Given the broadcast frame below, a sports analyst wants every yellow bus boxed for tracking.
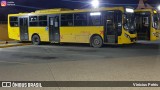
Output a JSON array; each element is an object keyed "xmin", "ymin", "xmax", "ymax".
[
  {"xmin": 8, "ymin": 7, "xmax": 137, "ymax": 48},
  {"xmin": 135, "ymin": 9, "xmax": 160, "ymax": 41},
  {"xmin": 157, "ymin": 13, "xmax": 160, "ymax": 40}
]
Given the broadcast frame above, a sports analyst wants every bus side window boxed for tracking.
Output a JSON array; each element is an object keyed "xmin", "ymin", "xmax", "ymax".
[
  {"xmin": 39, "ymin": 15, "xmax": 47, "ymax": 26},
  {"xmin": 10, "ymin": 17, "xmax": 18, "ymax": 27},
  {"xmin": 74, "ymin": 13, "xmax": 87, "ymax": 26},
  {"xmin": 89, "ymin": 12, "xmax": 102, "ymax": 26},
  {"xmin": 61, "ymin": 14, "xmax": 73, "ymax": 26},
  {"xmin": 29, "ymin": 16, "xmax": 38, "ymax": 26}
]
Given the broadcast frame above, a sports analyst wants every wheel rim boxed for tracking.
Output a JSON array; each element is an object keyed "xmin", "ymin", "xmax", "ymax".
[
  {"xmin": 32, "ymin": 36, "xmax": 39, "ymax": 44},
  {"xmin": 34, "ymin": 38, "xmax": 38, "ymax": 42},
  {"xmin": 94, "ymin": 38, "xmax": 100, "ymax": 45},
  {"xmin": 91, "ymin": 36, "xmax": 103, "ymax": 48}
]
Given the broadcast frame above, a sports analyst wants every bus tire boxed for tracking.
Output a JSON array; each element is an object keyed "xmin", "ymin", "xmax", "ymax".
[
  {"xmin": 32, "ymin": 34, "xmax": 41, "ymax": 45},
  {"xmin": 90, "ymin": 35, "xmax": 103, "ymax": 48}
]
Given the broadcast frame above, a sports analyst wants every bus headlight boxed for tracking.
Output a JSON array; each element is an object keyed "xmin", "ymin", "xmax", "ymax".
[{"xmin": 124, "ymin": 33, "xmax": 130, "ymax": 39}]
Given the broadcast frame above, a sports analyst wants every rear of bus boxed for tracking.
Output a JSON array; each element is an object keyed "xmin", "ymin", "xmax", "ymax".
[{"xmin": 8, "ymin": 14, "xmax": 21, "ymax": 41}]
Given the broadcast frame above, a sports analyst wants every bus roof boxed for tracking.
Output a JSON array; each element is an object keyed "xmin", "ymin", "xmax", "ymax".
[
  {"xmin": 8, "ymin": 7, "xmax": 125, "ymax": 16},
  {"xmin": 135, "ymin": 8, "xmax": 157, "ymax": 12}
]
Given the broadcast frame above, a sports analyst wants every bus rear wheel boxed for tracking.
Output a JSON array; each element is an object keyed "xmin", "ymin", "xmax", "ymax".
[
  {"xmin": 90, "ymin": 35, "xmax": 103, "ymax": 48},
  {"xmin": 32, "ymin": 35, "xmax": 41, "ymax": 45}
]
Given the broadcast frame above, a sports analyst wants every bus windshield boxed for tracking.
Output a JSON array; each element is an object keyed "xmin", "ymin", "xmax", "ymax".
[
  {"xmin": 153, "ymin": 13, "xmax": 160, "ymax": 30},
  {"xmin": 123, "ymin": 13, "xmax": 136, "ymax": 34}
]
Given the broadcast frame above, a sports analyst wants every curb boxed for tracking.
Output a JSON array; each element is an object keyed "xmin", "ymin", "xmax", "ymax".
[
  {"xmin": 0, "ymin": 41, "xmax": 19, "ymax": 44},
  {"xmin": 0, "ymin": 42, "xmax": 7, "ymax": 44},
  {"xmin": 0, "ymin": 43, "xmax": 31, "ymax": 48}
]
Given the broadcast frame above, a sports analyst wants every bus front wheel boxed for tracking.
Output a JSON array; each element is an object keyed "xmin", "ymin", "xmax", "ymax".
[
  {"xmin": 32, "ymin": 35, "xmax": 41, "ymax": 45},
  {"xmin": 90, "ymin": 35, "xmax": 103, "ymax": 48}
]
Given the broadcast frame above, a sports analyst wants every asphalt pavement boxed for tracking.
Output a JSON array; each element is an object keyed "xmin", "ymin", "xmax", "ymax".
[{"xmin": 0, "ymin": 41, "xmax": 160, "ymax": 90}]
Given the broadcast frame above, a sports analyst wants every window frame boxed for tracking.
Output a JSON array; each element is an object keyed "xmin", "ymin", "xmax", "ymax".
[
  {"xmin": 74, "ymin": 13, "xmax": 88, "ymax": 26},
  {"xmin": 39, "ymin": 15, "xmax": 48, "ymax": 27},
  {"xmin": 61, "ymin": 14, "xmax": 74, "ymax": 26},
  {"xmin": 88, "ymin": 12, "xmax": 102, "ymax": 26},
  {"xmin": 9, "ymin": 16, "xmax": 19, "ymax": 27},
  {"xmin": 29, "ymin": 16, "xmax": 39, "ymax": 27}
]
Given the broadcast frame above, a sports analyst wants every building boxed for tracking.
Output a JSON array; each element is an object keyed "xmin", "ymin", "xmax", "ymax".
[
  {"xmin": 0, "ymin": 22, "xmax": 10, "ymax": 41},
  {"xmin": 136, "ymin": 0, "xmax": 153, "ymax": 9}
]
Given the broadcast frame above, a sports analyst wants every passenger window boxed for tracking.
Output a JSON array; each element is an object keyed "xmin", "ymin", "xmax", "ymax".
[
  {"xmin": 89, "ymin": 12, "xmax": 102, "ymax": 26},
  {"xmin": 61, "ymin": 14, "xmax": 73, "ymax": 26},
  {"xmin": 74, "ymin": 13, "xmax": 87, "ymax": 26},
  {"xmin": 29, "ymin": 16, "xmax": 38, "ymax": 21},
  {"xmin": 29, "ymin": 16, "xmax": 38, "ymax": 26},
  {"xmin": 39, "ymin": 16, "xmax": 47, "ymax": 26},
  {"xmin": 10, "ymin": 17, "xmax": 18, "ymax": 27}
]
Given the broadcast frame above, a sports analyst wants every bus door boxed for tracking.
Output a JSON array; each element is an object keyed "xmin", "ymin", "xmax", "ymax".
[
  {"xmin": 135, "ymin": 12, "xmax": 150, "ymax": 40},
  {"xmin": 104, "ymin": 11, "xmax": 118, "ymax": 43},
  {"xmin": 49, "ymin": 16, "xmax": 60, "ymax": 43},
  {"xmin": 19, "ymin": 18, "xmax": 29, "ymax": 41}
]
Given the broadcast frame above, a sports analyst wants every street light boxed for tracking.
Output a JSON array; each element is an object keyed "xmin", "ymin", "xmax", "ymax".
[
  {"xmin": 126, "ymin": 8, "xmax": 134, "ymax": 13},
  {"xmin": 91, "ymin": 0, "xmax": 99, "ymax": 8},
  {"xmin": 158, "ymin": 5, "xmax": 160, "ymax": 11}
]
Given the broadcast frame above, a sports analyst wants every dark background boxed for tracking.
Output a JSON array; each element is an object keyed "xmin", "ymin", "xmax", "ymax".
[{"xmin": 0, "ymin": 0, "xmax": 160, "ymax": 21}]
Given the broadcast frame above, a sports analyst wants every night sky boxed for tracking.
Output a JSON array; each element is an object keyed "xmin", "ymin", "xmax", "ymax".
[{"xmin": 0, "ymin": 0, "xmax": 160, "ymax": 21}]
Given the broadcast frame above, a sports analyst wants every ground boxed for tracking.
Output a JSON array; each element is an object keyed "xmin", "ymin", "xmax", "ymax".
[{"xmin": 0, "ymin": 41, "xmax": 160, "ymax": 90}]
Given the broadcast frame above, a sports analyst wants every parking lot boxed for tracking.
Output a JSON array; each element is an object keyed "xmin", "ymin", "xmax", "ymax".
[{"xmin": 0, "ymin": 41, "xmax": 160, "ymax": 90}]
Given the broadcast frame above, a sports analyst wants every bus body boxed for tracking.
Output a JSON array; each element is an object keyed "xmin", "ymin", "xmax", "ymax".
[
  {"xmin": 135, "ymin": 9, "xmax": 160, "ymax": 41},
  {"xmin": 8, "ymin": 7, "xmax": 137, "ymax": 47}
]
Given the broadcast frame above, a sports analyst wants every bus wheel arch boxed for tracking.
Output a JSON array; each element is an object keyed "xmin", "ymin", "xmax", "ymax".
[
  {"xmin": 31, "ymin": 33, "xmax": 41, "ymax": 45},
  {"xmin": 90, "ymin": 34, "xmax": 103, "ymax": 48}
]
